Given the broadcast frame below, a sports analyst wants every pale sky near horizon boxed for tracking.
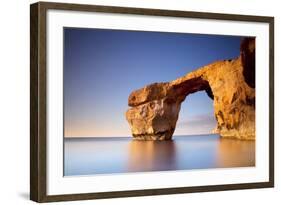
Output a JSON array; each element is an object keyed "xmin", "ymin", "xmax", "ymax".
[{"xmin": 64, "ymin": 28, "xmax": 243, "ymax": 137}]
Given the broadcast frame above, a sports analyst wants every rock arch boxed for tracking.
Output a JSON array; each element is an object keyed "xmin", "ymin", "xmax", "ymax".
[{"xmin": 125, "ymin": 38, "xmax": 255, "ymax": 140}]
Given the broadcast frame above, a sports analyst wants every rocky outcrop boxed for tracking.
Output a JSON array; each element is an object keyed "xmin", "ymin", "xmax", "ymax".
[{"xmin": 126, "ymin": 38, "xmax": 255, "ymax": 140}]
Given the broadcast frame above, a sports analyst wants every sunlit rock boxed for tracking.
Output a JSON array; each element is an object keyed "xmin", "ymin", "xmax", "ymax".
[{"xmin": 126, "ymin": 38, "xmax": 255, "ymax": 140}]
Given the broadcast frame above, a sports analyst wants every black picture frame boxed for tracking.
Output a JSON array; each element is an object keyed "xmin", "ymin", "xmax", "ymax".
[{"xmin": 30, "ymin": 1, "xmax": 274, "ymax": 202}]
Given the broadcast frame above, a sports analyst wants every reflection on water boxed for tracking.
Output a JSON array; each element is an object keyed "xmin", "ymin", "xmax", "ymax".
[
  {"xmin": 64, "ymin": 135, "xmax": 255, "ymax": 176},
  {"xmin": 128, "ymin": 140, "xmax": 177, "ymax": 172},
  {"xmin": 216, "ymin": 138, "xmax": 255, "ymax": 167}
]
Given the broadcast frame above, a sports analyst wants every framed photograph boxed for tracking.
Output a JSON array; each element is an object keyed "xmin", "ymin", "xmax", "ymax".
[{"xmin": 30, "ymin": 1, "xmax": 274, "ymax": 202}]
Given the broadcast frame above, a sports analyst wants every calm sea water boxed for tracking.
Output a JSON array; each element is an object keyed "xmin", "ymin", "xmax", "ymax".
[{"xmin": 64, "ymin": 134, "xmax": 255, "ymax": 176}]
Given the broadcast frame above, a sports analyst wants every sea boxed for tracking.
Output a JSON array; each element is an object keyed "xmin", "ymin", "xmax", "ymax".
[{"xmin": 64, "ymin": 134, "xmax": 255, "ymax": 176}]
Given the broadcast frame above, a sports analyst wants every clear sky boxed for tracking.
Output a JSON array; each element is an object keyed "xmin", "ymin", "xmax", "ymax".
[{"xmin": 64, "ymin": 28, "xmax": 243, "ymax": 137}]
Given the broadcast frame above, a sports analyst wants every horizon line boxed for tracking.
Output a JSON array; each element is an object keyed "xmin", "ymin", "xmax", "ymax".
[{"xmin": 64, "ymin": 133, "xmax": 217, "ymax": 138}]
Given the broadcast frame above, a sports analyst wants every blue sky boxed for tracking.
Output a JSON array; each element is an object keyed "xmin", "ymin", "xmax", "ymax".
[{"xmin": 64, "ymin": 28, "xmax": 243, "ymax": 137}]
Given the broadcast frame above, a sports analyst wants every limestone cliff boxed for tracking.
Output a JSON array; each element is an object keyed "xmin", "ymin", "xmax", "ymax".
[{"xmin": 126, "ymin": 38, "xmax": 255, "ymax": 140}]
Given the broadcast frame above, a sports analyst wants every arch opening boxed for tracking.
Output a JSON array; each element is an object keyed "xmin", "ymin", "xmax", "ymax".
[{"xmin": 174, "ymin": 91, "xmax": 216, "ymax": 136}]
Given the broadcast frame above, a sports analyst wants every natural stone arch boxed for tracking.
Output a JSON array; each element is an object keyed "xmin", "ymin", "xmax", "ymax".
[{"xmin": 125, "ymin": 38, "xmax": 255, "ymax": 140}]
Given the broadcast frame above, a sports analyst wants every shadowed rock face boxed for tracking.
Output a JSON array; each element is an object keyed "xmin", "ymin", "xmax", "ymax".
[
  {"xmin": 126, "ymin": 38, "xmax": 255, "ymax": 140},
  {"xmin": 241, "ymin": 38, "xmax": 255, "ymax": 88}
]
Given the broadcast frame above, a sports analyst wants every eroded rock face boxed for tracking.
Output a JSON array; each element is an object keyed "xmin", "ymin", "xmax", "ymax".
[{"xmin": 126, "ymin": 38, "xmax": 255, "ymax": 140}]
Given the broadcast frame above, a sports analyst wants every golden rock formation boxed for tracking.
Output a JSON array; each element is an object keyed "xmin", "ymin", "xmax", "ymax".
[{"xmin": 126, "ymin": 38, "xmax": 255, "ymax": 140}]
